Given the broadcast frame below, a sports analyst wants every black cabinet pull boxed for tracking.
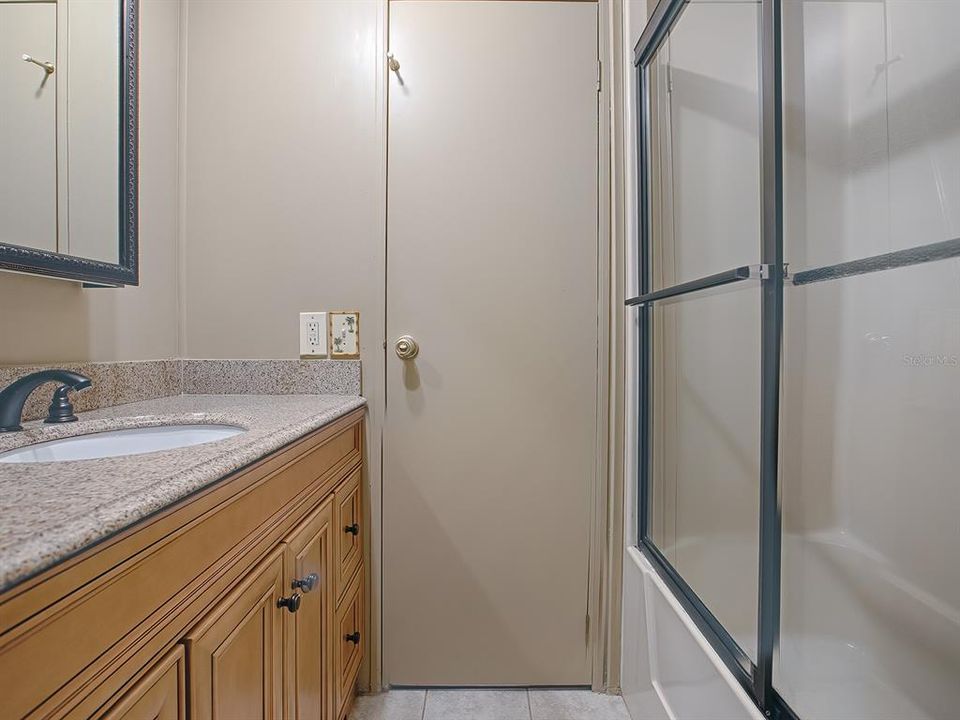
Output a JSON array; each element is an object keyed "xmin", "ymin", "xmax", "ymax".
[
  {"xmin": 344, "ymin": 523, "xmax": 359, "ymax": 536},
  {"xmin": 292, "ymin": 573, "xmax": 319, "ymax": 593},
  {"xmin": 344, "ymin": 631, "xmax": 361, "ymax": 644},
  {"xmin": 277, "ymin": 593, "xmax": 302, "ymax": 613}
]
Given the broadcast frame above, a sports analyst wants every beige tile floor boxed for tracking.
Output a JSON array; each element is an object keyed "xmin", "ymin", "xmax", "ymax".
[{"xmin": 349, "ymin": 688, "xmax": 632, "ymax": 720}]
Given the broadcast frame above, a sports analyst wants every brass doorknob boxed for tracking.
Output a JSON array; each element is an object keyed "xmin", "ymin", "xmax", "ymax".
[{"xmin": 395, "ymin": 335, "xmax": 419, "ymax": 360}]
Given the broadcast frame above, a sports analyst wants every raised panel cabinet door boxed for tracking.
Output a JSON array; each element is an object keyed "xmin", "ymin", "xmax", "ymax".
[
  {"xmin": 100, "ymin": 646, "xmax": 186, "ymax": 720},
  {"xmin": 334, "ymin": 469, "xmax": 362, "ymax": 604},
  {"xmin": 184, "ymin": 550, "xmax": 285, "ymax": 720},
  {"xmin": 283, "ymin": 495, "xmax": 335, "ymax": 720},
  {"xmin": 334, "ymin": 566, "xmax": 364, "ymax": 720}
]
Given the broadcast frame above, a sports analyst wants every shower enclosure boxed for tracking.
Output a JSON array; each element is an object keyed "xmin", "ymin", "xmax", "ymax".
[{"xmin": 628, "ymin": 1, "xmax": 960, "ymax": 718}]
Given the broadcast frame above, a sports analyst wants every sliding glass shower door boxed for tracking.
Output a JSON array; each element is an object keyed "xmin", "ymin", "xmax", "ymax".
[
  {"xmin": 632, "ymin": 0, "xmax": 959, "ymax": 718},
  {"xmin": 637, "ymin": 0, "xmax": 766, "ymax": 668}
]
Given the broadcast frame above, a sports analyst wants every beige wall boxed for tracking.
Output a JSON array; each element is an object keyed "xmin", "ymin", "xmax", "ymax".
[
  {"xmin": 0, "ymin": 2, "xmax": 58, "ymax": 254},
  {"xmin": 0, "ymin": 0, "xmax": 382, "ymax": 371},
  {"xmin": 0, "ymin": 0, "xmax": 181, "ymax": 365},
  {"xmin": 0, "ymin": 0, "xmax": 388, "ymax": 687},
  {"xmin": 178, "ymin": 0, "xmax": 386, "ymax": 688},
  {"xmin": 64, "ymin": 0, "xmax": 121, "ymax": 263},
  {"xmin": 179, "ymin": 0, "xmax": 383, "ymax": 365}
]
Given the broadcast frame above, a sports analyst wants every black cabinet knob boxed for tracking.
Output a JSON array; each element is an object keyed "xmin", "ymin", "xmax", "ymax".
[
  {"xmin": 277, "ymin": 593, "xmax": 302, "ymax": 613},
  {"xmin": 292, "ymin": 573, "xmax": 319, "ymax": 593},
  {"xmin": 344, "ymin": 631, "xmax": 361, "ymax": 644},
  {"xmin": 344, "ymin": 523, "xmax": 359, "ymax": 536}
]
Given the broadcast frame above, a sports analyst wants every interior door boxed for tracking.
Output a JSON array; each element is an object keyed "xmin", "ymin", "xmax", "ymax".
[{"xmin": 384, "ymin": 0, "xmax": 599, "ymax": 685}]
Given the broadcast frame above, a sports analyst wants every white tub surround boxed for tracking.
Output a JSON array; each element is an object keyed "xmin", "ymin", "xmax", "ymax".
[{"xmin": 621, "ymin": 548, "xmax": 764, "ymax": 720}]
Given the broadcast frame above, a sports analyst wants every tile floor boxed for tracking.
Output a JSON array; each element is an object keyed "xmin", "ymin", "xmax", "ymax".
[{"xmin": 348, "ymin": 688, "xmax": 631, "ymax": 720}]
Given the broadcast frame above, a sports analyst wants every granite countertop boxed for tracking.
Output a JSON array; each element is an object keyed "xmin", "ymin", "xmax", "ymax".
[{"xmin": 0, "ymin": 394, "xmax": 365, "ymax": 592}]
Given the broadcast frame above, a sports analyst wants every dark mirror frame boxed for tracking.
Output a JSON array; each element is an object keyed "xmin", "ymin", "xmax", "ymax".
[{"xmin": 0, "ymin": 0, "xmax": 138, "ymax": 287}]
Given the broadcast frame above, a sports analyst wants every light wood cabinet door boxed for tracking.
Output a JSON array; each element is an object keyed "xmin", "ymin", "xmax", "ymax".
[
  {"xmin": 100, "ymin": 646, "xmax": 186, "ymax": 720},
  {"xmin": 283, "ymin": 496, "xmax": 335, "ymax": 720},
  {"xmin": 334, "ymin": 469, "xmax": 362, "ymax": 605},
  {"xmin": 184, "ymin": 550, "xmax": 285, "ymax": 720},
  {"xmin": 334, "ymin": 566, "xmax": 364, "ymax": 720}
]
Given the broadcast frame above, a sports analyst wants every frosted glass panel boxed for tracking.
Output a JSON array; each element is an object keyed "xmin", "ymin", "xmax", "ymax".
[
  {"xmin": 778, "ymin": 2, "xmax": 960, "ymax": 717},
  {"xmin": 782, "ymin": 0, "xmax": 960, "ymax": 272},
  {"xmin": 648, "ymin": 284, "xmax": 761, "ymax": 660},
  {"xmin": 777, "ymin": 262, "xmax": 960, "ymax": 720},
  {"xmin": 647, "ymin": 2, "xmax": 761, "ymax": 292}
]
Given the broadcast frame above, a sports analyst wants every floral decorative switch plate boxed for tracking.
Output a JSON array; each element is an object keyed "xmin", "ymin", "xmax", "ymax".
[{"xmin": 329, "ymin": 311, "xmax": 360, "ymax": 358}]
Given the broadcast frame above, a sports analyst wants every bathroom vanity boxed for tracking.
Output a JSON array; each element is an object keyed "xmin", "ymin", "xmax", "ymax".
[{"xmin": 0, "ymin": 396, "xmax": 365, "ymax": 720}]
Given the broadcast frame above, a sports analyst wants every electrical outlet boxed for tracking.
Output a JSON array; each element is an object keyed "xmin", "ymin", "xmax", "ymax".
[{"xmin": 299, "ymin": 312, "xmax": 328, "ymax": 358}]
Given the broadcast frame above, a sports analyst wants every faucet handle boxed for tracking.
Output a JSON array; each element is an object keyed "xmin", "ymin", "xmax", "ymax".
[
  {"xmin": 44, "ymin": 385, "xmax": 82, "ymax": 424},
  {"xmin": 0, "ymin": 369, "xmax": 91, "ymax": 432}
]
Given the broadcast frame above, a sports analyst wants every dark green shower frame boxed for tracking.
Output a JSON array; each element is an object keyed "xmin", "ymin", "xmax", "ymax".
[{"xmin": 628, "ymin": 2, "xmax": 960, "ymax": 718}]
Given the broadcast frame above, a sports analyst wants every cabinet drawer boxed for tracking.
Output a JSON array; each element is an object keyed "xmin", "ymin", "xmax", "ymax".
[
  {"xmin": 98, "ymin": 646, "xmax": 185, "ymax": 720},
  {"xmin": 334, "ymin": 566, "xmax": 363, "ymax": 720},
  {"xmin": 334, "ymin": 469, "xmax": 362, "ymax": 605}
]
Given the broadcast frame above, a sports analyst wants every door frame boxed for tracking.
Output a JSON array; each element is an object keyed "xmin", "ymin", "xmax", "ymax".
[
  {"xmin": 371, "ymin": 0, "xmax": 622, "ymax": 693},
  {"xmin": 593, "ymin": 0, "xmax": 626, "ymax": 694},
  {"xmin": 365, "ymin": 0, "xmax": 389, "ymax": 695}
]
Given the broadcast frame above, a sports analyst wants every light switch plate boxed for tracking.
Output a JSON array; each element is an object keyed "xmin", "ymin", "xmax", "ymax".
[{"xmin": 299, "ymin": 312, "xmax": 328, "ymax": 358}]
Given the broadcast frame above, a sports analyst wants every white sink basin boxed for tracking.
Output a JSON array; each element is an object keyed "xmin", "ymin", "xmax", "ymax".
[{"xmin": 0, "ymin": 424, "xmax": 245, "ymax": 464}]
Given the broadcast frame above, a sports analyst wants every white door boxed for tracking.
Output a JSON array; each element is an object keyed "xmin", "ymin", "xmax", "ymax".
[
  {"xmin": 384, "ymin": 0, "xmax": 599, "ymax": 685},
  {"xmin": 0, "ymin": 0, "xmax": 57, "ymax": 252}
]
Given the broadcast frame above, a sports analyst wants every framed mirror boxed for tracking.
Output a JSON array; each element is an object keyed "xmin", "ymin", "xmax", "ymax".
[{"xmin": 0, "ymin": 0, "xmax": 138, "ymax": 286}]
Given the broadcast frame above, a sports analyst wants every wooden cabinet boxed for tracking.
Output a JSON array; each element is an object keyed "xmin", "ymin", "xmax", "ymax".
[
  {"xmin": 0, "ymin": 409, "xmax": 364, "ymax": 720},
  {"xmin": 100, "ymin": 647, "xmax": 185, "ymax": 720},
  {"xmin": 283, "ymin": 496, "xmax": 335, "ymax": 720},
  {"xmin": 334, "ymin": 468, "xmax": 363, "ymax": 605},
  {"xmin": 334, "ymin": 566, "xmax": 364, "ymax": 720},
  {"xmin": 184, "ymin": 551, "xmax": 286, "ymax": 720},
  {"xmin": 332, "ymin": 466, "xmax": 364, "ymax": 720}
]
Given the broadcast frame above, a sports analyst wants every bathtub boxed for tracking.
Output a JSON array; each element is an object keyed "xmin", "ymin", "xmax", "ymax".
[
  {"xmin": 620, "ymin": 546, "xmax": 764, "ymax": 720},
  {"xmin": 777, "ymin": 531, "xmax": 960, "ymax": 720},
  {"xmin": 620, "ymin": 533, "xmax": 960, "ymax": 720}
]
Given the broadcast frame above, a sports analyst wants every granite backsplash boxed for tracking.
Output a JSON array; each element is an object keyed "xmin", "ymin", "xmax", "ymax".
[{"xmin": 0, "ymin": 359, "xmax": 361, "ymax": 421}]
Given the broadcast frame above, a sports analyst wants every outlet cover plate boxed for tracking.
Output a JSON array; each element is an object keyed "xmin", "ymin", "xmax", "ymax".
[{"xmin": 299, "ymin": 312, "xmax": 328, "ymax": 358}]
